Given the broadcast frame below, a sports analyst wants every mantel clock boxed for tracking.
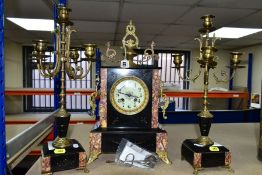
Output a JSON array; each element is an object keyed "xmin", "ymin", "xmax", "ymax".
[{"xmin": 86, "ymin": 21, "xmax": 171, "ymax": 169}]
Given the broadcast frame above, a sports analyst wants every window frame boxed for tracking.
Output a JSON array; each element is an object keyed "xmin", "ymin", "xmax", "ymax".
[{"xmin": 23, "ymin": 46, "xmax": 93, "ymax": 112}]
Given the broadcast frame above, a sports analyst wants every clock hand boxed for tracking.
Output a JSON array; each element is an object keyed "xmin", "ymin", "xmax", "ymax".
[
  {"xmin": 118, "ymin": 91, "xmax": 139, "ymax": 99},
  {"xmin": 119, "ymin": 85, "xmax": 125, "ymax": 90},
  {"xmin": 130, "ymin": 94, "xmax": 139, "ymax": 99},
  {"xmin": 118, "ymin": 91, "xmax": 132, "ymax": 97}
]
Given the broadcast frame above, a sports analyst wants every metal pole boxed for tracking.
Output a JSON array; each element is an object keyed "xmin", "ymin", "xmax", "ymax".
[
  {"xmin": 95, "ymin": 48, "xmax": 101, "ymax": 120},
  {"xmin": 0, "ymin": 0, "xmax": 6, "ymax": 174},
  {"xmin": 247, "ymin": 53, "xmax": 253, "ymax": 107},
  {"xmin": 54, "ymin": 0, "xmax": 67, "ymax": 109},
  {"xmin": 228, "ymin": 58, "xmax": 233, "ymax": 110},
  {"xmin": 53, "ymin": 2, "xmax": 60, "ymax": 111},
  {"xmin": 59, "ymin": 0, "xmax": 67, "ymax": 5}
]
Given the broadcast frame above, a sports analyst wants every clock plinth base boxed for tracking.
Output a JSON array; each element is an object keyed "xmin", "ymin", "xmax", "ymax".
[{"xmin": 87, "ymin": 127, "xmax": 170, "ymax": 164}]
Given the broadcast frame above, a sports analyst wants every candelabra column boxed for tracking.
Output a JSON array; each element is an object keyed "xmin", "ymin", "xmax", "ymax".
[
  {"xmin": 196, "ymin": 63, "xmax": 213, "ymax": 145},
  {"xmin": 53, "ymin": 21, "xmax": 72, "ymax": 148}
]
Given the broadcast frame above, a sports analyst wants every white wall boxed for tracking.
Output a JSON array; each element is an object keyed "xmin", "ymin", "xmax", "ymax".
[
  {"xmin": 5, "ymin": 39, "xmax": 23, "ymax": 114},
  {"xmin": 5, "ymin": 40, "xmax": 23, "ymax": 87},
  {"xmin": 234, "ymin": 45, "xmax": 262, "ymax": 94}
]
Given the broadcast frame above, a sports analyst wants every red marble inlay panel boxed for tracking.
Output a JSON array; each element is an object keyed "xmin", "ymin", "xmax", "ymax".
[
  {"xmin": 193, "ymin": 153, "xmax": 202, "ymax": 168},
  {"xmin": 41, "ymin": 156, "xmax": 51, "ymax": 173},
  {"xmin": 152, "ymin": 70, "xmax": 160, "ymax": 128},
  {"xmin": 89, "ymin": 133, "xmax": 102, "ymax": 152},
  {"xmin": 79, "ymin": 152, "xmax": 87, "ymax": 168},
  {"xmin": 156, "ymin": 132, "xmax": 168, "ymax": 152},
  {"xmin": 225, "ymin": 151, "xmax": 232, "ymax": 166},
  {"xmin": 100, "ymin": 68, "xmax": 107, "ymax": 128}
]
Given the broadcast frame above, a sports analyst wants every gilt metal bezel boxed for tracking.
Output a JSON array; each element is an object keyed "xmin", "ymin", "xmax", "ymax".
[{"xmin": 109, "ymin": 76, "xmax": 149, "ymax": 115}]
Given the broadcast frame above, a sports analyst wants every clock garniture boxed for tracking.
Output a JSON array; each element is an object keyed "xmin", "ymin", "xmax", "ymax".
[{"xmin": 86, "ymin": 21, "xmax": 171, "ymax": 170}]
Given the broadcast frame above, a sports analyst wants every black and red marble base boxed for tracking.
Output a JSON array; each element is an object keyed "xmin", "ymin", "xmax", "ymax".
[{"xmin": 181, "ymin": 139, "xmax": 233, "ymax": 174}]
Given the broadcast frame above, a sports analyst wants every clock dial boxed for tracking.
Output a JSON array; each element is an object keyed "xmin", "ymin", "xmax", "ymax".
[{"xmin": 110, "ymin": 76, "xmax": 149, "ymax": 115}]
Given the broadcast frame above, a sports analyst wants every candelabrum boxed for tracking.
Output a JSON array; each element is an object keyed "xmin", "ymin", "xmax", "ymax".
[
  {"xmin": 31, "ymin": 5, "xmax": 96, "ymax": 148},
  {"xmin": 173, "ymin": 15, "xmax": 244, "ymax": 146}
]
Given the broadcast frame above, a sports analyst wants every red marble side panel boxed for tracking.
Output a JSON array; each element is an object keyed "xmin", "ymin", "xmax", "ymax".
[
  {"xmin": 99, "ymin": 68, "xmax": 107, "ymax": 128},
  {"xmin": 41, "ymin": 156, "xmax": 51, "ymax": 173},
  {"xmin": 156, "ymin": 132, "xmax": 168, "ymax": 152},
  {"xmin": 193, "ymin": 153, "xmax": 202, "ymax": 168},
  {"xmin": 89, "ymin": 133, "xmax": 102, "ymax": 153},
  {"xmin": 152, "ymin": 70, "xmax": 160, "ymax": 128}
]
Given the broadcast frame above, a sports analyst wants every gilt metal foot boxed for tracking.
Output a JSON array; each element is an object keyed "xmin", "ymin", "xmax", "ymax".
[
  {"xmin": 224, "ymin": 165, "xmax": 234, "ymax": 173},
  {"xmin": 193, "ymin": 167, "xmax": 203, "ymax": 175},
  {"xmin": 87, "ymin": 151, "xmax": 101, "ymax": 164},
  {"xmin": 156, "ymin": 151, "xmax": 172, "ymax": 164}
]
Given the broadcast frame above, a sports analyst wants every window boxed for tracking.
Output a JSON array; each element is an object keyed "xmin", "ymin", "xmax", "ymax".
[{"xmin": 23, "ymin": 46, "xmax": 93, "ymax": 112}]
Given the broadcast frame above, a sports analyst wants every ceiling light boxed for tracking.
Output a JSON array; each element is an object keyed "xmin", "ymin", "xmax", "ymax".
[
  {"xmin": 6, "ymin": 17, "xmax": 54, "ymax": 31},
  {"xmin": 209, "ymin": 27, "xmax": 262, "ymax": 39}
]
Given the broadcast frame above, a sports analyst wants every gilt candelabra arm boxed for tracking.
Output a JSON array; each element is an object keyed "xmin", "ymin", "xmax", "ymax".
[
  {"xmin": 64, "ymin": 52, "xmax": 85, "ymax": 80},
  {"xmin": 64, "ymin": 43, "xmax": 96, "ymax": 80},
  {"xmin": 66, "ymin": 61, "xmax": 92, "ymax": 80},
  {"xmin": 37, "ymin": 57, "xmax": 61, "ymax": 79},
  {"xmin": 213, "ymin": 68, "xmax": 236, "ymax": 83},
  {"xmin": 172, "ymin": 53, "xmax": 202, "ymax": 82},
  {"xmin": 213, "ymin": 52, "xmax": 244, "ymax": 84},
  {"xmin": 33, "ymin": 39, "xmax": 62, "ymax": 79},
  {"xmin": 34, "ymin": 25, "xmax": 62, "ymax": 79},
  {"xmin": 177, "ymin": 67, "xmax": 202, "ymax": 83}
]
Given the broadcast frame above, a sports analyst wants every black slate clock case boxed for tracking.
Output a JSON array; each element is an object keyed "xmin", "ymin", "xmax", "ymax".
[
  {"xmin": 107, "ymin": 68, "xmax": 153, "ymax": 129},
  {"xmin": 90, "ymin": 66, "xmax": 167, "ymax": 153}
]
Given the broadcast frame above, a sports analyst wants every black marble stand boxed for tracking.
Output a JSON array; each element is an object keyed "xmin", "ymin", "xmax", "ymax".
[
  {"xmin": 258, "ymin": 147, "xmax": 262, "ymax": 161},
  {"xmin": 41, "ymin": 139, "xmax": 86, "ymax": 174},
  {"xmin": 181, "ymin": 139, "xmax": 233, "ymax": 174}
]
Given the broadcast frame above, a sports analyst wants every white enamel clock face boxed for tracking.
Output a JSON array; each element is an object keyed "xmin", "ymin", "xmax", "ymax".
[{"xmin": 110, "ymin": 76, "xmax": 149, "ymax": 115}]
